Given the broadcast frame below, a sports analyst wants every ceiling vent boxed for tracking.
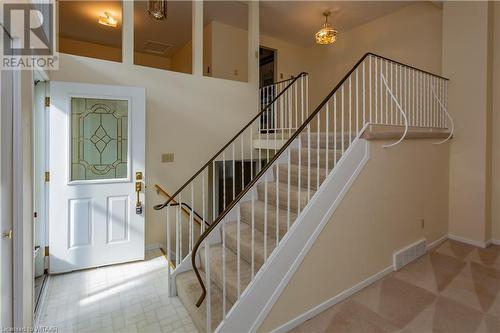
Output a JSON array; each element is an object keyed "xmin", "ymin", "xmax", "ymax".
[{"xmin": 143, "ymin": 40, "xmax": 173, "ymax": 55}]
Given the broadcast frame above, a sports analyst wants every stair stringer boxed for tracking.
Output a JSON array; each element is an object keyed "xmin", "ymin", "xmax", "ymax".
[{"xmin": 216, "ymin": 138, "xmax": 370, "ymax": 333}]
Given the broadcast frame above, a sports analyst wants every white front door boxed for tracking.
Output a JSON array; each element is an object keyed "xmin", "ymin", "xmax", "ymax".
[{"xmin": 49, "ymin": 82, "xmax": 145, "ymax": 273}]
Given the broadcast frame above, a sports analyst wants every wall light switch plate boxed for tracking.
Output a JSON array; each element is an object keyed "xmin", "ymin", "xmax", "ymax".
[{"xmin": 161, "ymin": 153, "xmax": 174, "ymax": 163}]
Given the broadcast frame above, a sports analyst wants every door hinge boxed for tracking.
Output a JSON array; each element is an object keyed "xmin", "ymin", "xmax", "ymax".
[
  {"xmin": 44, "ymin": 171, "xmax": 50, "ymax": 182},
  {"xmin": 44, "ymin": 246, "xmax": 49, "ymax": 256},
  {"xmin": 45, "ymin": 96, "xmax": 50, "ymax": 107}
]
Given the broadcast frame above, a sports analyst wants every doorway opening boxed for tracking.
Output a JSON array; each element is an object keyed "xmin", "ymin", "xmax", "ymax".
[{"xmin": 259, "ymin": 46, "xmax": 276, "ymax": 87}]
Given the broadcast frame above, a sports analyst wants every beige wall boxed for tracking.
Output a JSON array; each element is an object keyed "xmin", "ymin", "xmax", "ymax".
[
  {"xmin": 259, "ymin": 139, "xmax": 450, "ymax": 331},
  {"xmin": 59, "ymin": 37, "xmax": 122, "ymax": 63},
  {"xmin": 207, "ymin": 21, "xmax": 249, "ymax": 82},
  {"xmin": 171, "ymin": 39, "xmax": 193, "ymax": 74},
  {"xmin": 260, "ymin": 34, "xmax": 310, "ymax": 81},
  {"xmin": 492, "ymin": 2, "xmax": 500, "ymax": 242},
  {"xmin": 443, "ymin": 1, "xmax": 493, "ymax": 245},
  {"xmin": 305, "ymin": 2, "xmax": 443, "ymax": 109}
]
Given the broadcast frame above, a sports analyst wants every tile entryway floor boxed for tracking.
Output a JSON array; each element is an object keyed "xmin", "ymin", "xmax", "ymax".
[
  {"xmin": 36, "ymin": 250, "xmax": 197, "ymax": 333},
  {"xmin": 291, "ymin": 240, "xmax": 500, "ymax": 333}
]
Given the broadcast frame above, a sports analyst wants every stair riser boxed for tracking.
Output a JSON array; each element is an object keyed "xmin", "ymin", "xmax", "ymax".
[
  {"xmin": 223, "ymin": 224, "xmax": 270, "ymax": 272},
  {"xmin": 240, "ymin": 204, "xmax": 290, "ymax": 239},
  {"xmin": 290, "ymin": 148, "xmax": 339, "ymax": 167},
  {"xmin": 300, "ymin": 133, "xmax": 352, "ymax": 150},
  {"xmin": 257, "ymin": 183, "xmax": 310, "ymax": 212}
]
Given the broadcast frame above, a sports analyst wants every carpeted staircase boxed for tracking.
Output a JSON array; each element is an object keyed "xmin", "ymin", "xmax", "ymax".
[{"xmin": 175, "ymin": 133, "xmax": 346, "ymax": 332}]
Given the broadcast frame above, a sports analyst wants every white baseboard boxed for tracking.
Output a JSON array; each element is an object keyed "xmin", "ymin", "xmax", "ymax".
[
  {"xmin": 448, "ymin": 234, "xmax": 489, "ymax": 248},
  {"xmin": 491, "ymin": 239, "xmax": 500, "ymax": 246},
  {"xmin": 427, "ymin": 234, "xmax": 448, "ymax": 250},
  {"xmin": 270, "ymin": 265, "xmax": 393, "ymax": 333},
  {"xmin": 145, "ymin": 242, "xmax": 162, "ymax": 251}
]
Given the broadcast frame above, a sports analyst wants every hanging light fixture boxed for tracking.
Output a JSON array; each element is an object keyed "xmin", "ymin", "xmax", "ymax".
[
  {"xmin": 148, "ymin": 0, "xmax": 168, "ymax": 21},
  {"xmin": 315, "ymin": 11, "xmax": 338, "ymax": 45}
]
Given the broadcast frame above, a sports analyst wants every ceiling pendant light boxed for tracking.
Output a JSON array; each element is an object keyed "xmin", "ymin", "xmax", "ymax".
[
  {"xmin": 315, "ymin": 11, "xmax": 338, "ymax": 45},
  {"xmin": 148, "ymin": 0, "xmax": 168, "ymax": 21}
]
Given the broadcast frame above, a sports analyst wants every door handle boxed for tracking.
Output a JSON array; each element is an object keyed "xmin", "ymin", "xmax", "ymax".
[
  {"xmin": 135, "ymin": 171, "xmax": 143, "ymax": 214},
  {"xmin": 2, "ymin": 230, "xmax": 12, "ymax": 239},
  {"xmin": 135, "ymin": 181, "xmax": 142, "ymax": 207}
]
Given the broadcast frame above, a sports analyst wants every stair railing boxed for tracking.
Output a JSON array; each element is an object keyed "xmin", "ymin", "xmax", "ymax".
[
  {"xmin": 189, "ymin": 53, "xmax": 452, "ymax": 332},
  {"xmin": 153, "ymin": 72, "xmax": 308, "ymax": 268},
  {"xmin": 259, "ymin": 75, "xmax": 308, "ymax": 133}
]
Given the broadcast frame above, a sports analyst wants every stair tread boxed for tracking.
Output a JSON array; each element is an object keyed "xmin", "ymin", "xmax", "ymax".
[
  {"xmin": 200, "ymin": 243, "xmax": 253, "ymax": 305},
  {"xmin": 275, "ymin": 163, "xmax": 328, "ymax": 190},
  {"xmin": 176, "ymin": 269, "xmax": 233, "ymax": 333}
]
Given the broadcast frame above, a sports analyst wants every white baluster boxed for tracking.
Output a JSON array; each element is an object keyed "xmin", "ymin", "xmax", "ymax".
[
  {"xmin": 202, "ymin": 171, "xmax": 206, "ymax": 234},
  {"xmin": 205, "ymin": 239, "xmax": 211, "ymax": 332},
  {"xmin": 317, "ymin": 114, "xmax": 320, "ymax": 190},
  {"xmin": 326, "ymin": 101, "xmax": 330, "ymax": 173},
  {"xmin": 369, "ymin": 56, "xmax": 373, "ymax": 123},
  {"xmin": 237, "ymin": 204, "xmax": 241, "ymax": 299},
  {"xmin": 356, "ymin": 67, "xmax": 359, "ymax": 133},
  {"xmin": 264, "ymin": 174, "xmax": 268, "ymax": 261},
  {"xmin": 349, "ymin": 76, "xmax": 352, "ymax": 145},
  {"xmin": 363, "ymin": 60, "xmax": 366, "ymax": 127},
  {"xmin": 251, "ymin": 190, "xmax": 255, "ymax": 279},
  {"xmin": 334, "ymin": 94, "xmax": 337, "ymax": 168},
  {"xmin": 341, "ymin": 85, "xmax": 345, "ymax": 154},
  {"xmin": 190, "ymin": 183, "xmax": 194, "ymax": 251},
  {"xmin": 307, "ymin": 123, "xmax": 311, "ymax": 201},
  {"xmin": 232, "ymin": 142, "xmax": 235, "ymax": 201},
  {"xmin": 287, "ymin": 148, "xmax": 291, "ymax": 231},
  {"xmin": 375, "ymin": 57, "xmax": 378, "ymax": 123}
]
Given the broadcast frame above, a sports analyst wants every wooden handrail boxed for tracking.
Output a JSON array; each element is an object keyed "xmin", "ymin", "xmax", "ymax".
[{"xmin": 154, "ymin": 184, "xmax": 204, "ymax": 226}]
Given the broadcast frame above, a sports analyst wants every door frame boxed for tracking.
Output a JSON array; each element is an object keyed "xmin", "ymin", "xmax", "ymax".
[
  {"xmin": 0, "ymin": 59, "xmax": 15, "ymax": 330},
  {"xmin": 12, "ymin": 60, "xmax": 35, "ymax": 328},
  {"xmin": 1, "ymin": 15, "xmax": 48, "ymax": 330}
]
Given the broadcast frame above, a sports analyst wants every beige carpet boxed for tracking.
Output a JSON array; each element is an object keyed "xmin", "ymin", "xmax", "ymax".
[{"xmin": 291, "ymin": 240, "xmax": 500, "ymax": 333}]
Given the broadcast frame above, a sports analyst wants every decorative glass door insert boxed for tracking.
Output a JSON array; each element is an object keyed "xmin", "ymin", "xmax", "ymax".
[{"xmin": 71, "ymin": 97, "xmax": 129, "ymax": 181}]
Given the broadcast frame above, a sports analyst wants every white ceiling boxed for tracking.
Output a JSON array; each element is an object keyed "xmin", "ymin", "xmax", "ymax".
[{"xmin": 59, "ymin": 1, "xmax": 416, "ymax": 57}]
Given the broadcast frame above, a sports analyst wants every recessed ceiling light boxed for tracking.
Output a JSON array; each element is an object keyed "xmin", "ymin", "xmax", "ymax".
[{"xmin": 98, "ymin": 12, "xmax": 118, "ymax": 28}]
